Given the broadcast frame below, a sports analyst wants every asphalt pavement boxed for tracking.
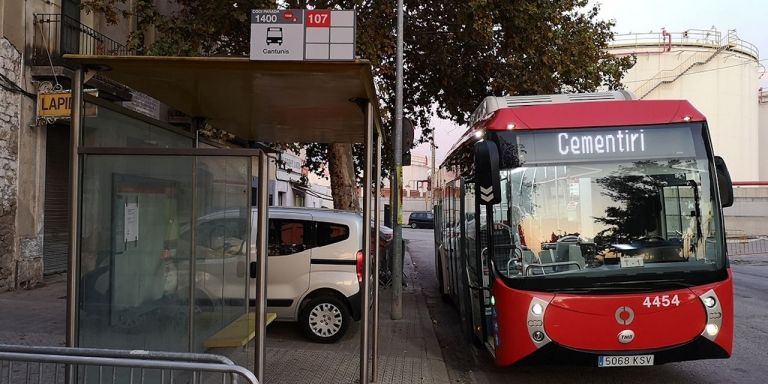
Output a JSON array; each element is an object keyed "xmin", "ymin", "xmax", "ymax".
[{"xmin": 403, "ymin": 228, "xmax": 768, "ymax": 384}]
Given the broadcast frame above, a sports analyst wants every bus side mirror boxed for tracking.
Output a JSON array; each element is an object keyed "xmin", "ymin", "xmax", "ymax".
[
  {"xmin": 714, "ymin": 156, "xmax": 733, "ymax": 208},
  {"xmin": 475, "ymin": 140, "xmax": 501, "ymax": 205}
]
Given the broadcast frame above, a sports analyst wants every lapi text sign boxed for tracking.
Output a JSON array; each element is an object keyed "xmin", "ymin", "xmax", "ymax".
[{"xmin": 37, "ymin": 90, "xmax": 98, "ymax": 120}]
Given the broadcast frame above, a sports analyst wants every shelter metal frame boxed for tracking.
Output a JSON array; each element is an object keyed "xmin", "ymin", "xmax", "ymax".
[{"xmin": 66, "ymin": 57, "xmax": 383, "ymax": 384}]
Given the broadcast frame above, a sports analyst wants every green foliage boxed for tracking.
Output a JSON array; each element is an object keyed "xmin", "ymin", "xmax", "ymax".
[{"xmin": 81, "ymin": 0, "xmax": 634, "ymax": 184}]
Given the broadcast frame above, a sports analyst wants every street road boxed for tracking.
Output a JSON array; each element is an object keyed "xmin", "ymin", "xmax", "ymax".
[{"xmin": 403, "ymin": 228, "xmax": 768, "ymax": 384}]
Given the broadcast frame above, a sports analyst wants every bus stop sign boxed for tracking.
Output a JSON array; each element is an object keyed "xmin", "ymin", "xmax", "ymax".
[{"xmin": 250, "ymin": 9, "xmax": 356, "ymax": 61}]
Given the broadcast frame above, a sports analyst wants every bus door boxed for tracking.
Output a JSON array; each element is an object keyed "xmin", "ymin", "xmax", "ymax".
[
  {"xmin": 461, "ymin": 181, "xmax": 481, "ymax": 340},
  {"xmin": 476, "ymin": 195, "xmax": 504, "ymax": 353},
  {"xmin": 462, "ymin": 180, "xmax": 492, "ymax": 348},
  {"xmin": 470, "ymin": 140, "xmax": 505, "ymax": 353}
]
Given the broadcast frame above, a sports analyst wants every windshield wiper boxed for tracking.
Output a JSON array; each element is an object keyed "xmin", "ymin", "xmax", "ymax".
[
  {"xmin": 592, "ymin": 278, "xmax": 694, "ymax": 289},
  {"xmin": 554, "ymin": 286, "xmax": 652, "ymax": 294}
]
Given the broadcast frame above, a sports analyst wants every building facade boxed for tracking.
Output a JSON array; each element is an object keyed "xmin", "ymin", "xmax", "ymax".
[
  {"xmin": 380, "ymin": 154, "xmax": 433, "ymax": 223},
  {"xmin": 0, "ymin": 0, "xmax": 220, "ymax": 291}
]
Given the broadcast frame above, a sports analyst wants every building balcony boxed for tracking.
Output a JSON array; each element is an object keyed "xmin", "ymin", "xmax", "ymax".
[
  {"xmin": 31, "ymin": 13, "xmax": 133, "ymax": 100},
  {"xmin": 32, "ymin": 13, "xmax": 133, "ymax": 66}
]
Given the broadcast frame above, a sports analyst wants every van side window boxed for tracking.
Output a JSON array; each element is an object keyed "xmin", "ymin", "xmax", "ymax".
[
  {"xmin": 316, "ymin": 222, "xmax": 349, "ymax": 247},
  {"xmin": 269, "ymin": 219, "xmax": 313, "ymax": 256}
]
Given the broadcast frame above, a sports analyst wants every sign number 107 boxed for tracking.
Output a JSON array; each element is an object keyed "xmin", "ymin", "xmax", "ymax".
[{"xmin": 307, "ymin": 11, "xmax": 330, "ymax": 27}]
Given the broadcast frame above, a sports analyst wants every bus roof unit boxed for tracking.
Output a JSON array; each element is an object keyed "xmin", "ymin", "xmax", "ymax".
[{"xmin": 469, "ymin": 91, "xmax": 634, "ymax": 127}]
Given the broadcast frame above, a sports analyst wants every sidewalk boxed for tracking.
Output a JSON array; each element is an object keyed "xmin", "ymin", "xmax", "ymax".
[
  {"xmin": 0, "ymin": 274, "xmax": 66, "ymax": 347},
  {"xmin": 221, "ymin": 247, "xmax": 451, "ymax": 383},
  {"xmin": 0, "ymin": 250, "xmax": 450, "ymax": 383}
]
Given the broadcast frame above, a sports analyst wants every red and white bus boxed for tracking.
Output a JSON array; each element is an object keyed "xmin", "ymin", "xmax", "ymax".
[{"xmin": 433, "ymin": 92, "xmax": 735, "ymax": 367}]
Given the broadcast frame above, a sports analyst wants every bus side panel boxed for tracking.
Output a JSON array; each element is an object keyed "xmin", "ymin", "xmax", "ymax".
[
  {"xmin": 437, "ymin": 244, "xmax": 450, "ymax": 295},
  {"xmin": 691, "ymin": 269, "xmax": 734, "ymax": 356},
  {"xmin": 492, "ymin": 277, "xmax": 555, "ymax": 366}
]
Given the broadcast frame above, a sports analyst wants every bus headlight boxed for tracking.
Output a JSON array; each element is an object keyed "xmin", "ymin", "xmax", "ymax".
[
  {"xmin": 527, "ymin": 297, "xmax": 550, "ymax": 347},
  {"xmin": 699, "ymin": 290, "xmax": 722, "ymax": 341}
]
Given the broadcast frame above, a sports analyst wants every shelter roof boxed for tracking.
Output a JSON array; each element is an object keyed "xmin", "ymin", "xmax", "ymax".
[{"xmin": 64, "ymin": 55, "xmax": 382, "ymax": 143}]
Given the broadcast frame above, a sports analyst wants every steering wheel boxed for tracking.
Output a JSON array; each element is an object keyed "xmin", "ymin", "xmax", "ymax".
[
  {"xmin": 557, "ymin": 235, "xmax": 580, "ymax": 243},
  {"xmin": 638, "ymin": 235, "xmax": 665, "ymax": 242}
]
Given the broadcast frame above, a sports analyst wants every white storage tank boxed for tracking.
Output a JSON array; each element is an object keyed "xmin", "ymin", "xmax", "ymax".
[
  {"xmin": 760, "ymin": 90, "xmax": 768, "ymax": 181},
  {"xmin": 609, "ymin": 29, "xmax": 761, "ymax": 181}
]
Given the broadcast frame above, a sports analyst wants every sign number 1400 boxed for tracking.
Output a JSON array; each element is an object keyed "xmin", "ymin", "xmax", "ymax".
[{"xmin": 643, "ymin": 295, "xmax": 680, "ymax": 308}]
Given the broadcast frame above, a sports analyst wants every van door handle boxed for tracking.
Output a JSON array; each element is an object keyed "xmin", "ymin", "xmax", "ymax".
[{"xmin": 249, "ymin": 261, "xmax": 258, "ymax": 278}]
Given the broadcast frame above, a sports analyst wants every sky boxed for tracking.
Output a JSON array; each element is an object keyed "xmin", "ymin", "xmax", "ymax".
[{"xmin": 411, "ymin": 0, "xmax": 767, "ymax": 165}]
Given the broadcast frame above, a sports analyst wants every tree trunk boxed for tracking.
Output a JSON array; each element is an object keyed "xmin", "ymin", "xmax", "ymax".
[{"xmin": 327, "ymin": 143, "xmax": 359, "ymax": 211}]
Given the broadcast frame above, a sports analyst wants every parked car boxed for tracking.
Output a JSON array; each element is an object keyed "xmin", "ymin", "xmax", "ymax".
[
  {"xmin": 202, "ymin": 207, "xmax": 366, "ymax": 343},
  {"xmin": 408, "ymin": 211, "xmax": 434, "ymax": 229}
]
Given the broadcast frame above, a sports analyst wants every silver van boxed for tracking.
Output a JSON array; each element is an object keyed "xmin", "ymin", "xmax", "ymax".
[{"xmin": 193, "ymin": 207, "xmax": 364, "ymax": 343}]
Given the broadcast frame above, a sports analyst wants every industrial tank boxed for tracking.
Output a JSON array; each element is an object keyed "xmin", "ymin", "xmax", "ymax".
[{"xmin": 609, "ymin": 29, "xmax": 761, "ymax": 181}]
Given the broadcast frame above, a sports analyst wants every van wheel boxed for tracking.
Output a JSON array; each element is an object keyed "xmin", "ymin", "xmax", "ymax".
[
  {"xmin": 300, "ymin": 296, "xmax": 350, "ymax": 343},
  {"xmin": 410, "ymin": 223, "xmax": 418, "ymax": 229}
]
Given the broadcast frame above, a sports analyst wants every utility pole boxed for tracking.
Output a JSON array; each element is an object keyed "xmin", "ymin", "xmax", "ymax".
[
  {"xmin": 431, "ymin": 130, "xmax": 436, "ymax": 207},
  {"xmin": 391, "ymin": 0, "xmax": 404, "ymax": 320}
]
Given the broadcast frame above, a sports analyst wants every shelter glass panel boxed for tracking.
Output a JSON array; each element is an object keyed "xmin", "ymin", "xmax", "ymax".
[
  {"xmin": 79, "ymin": 155, "xmax": 194, "ymax": 351},
  {"xmin": 83, "ymin": 100, "xmax": 194, "ymax": 148},
  {"xmin": 78, "ymin": 155, "xmax": 251, "ymax": 353},
  {"xmin": 190, "ymin": 157, "xmax": 251, "ymax": 351}
]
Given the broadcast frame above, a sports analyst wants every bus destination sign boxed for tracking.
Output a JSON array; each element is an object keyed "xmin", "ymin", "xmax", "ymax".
[
  {"xmin": 250, "ymin": 9, "xmax": 356, "ymax": 61},
  {"xmin": 516, "ymin": 126, "xmax": 697, "ymax": 164}
]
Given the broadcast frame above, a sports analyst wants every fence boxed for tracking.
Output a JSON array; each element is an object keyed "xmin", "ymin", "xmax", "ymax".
[
  {"xmin": 0, "ymin": 344, "xmax": 257, "ymax": 384},
  {"xmin": 727, "ymin": 236, "xmax": 768, "ymax": 257},
  {"xmin": 32, "ymin": 13, "xmax": 133, "ymax": 67},
  {"xmin": 612, "ymin": 29, "xmax": 759, "ymax": 59}
]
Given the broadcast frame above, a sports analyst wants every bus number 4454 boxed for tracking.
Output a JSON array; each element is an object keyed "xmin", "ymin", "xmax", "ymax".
[{"xmin": 643, "ymin": 295, "xmax": 680, "ymax": 308}]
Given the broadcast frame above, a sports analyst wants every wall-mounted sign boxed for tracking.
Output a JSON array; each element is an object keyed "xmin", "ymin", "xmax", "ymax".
[
  {"xmin": 250, "ymin": 9, "xmax": 356, "ymax": 61},
  {"xmin": 37, "ymin": 89, "xmax": 98, "ymax": 122},
  {"xmin": 124, "ymin": 202, "xmax": 139, "ymax": 243}
]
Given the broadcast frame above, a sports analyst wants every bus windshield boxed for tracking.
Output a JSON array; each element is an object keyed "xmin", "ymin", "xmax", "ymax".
[{"xmin": 489, "ymin": 125, "xmax": 724, "ymax": 283}]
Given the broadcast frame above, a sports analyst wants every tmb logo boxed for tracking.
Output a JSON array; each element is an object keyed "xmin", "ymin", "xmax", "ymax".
[{"xmin": 618, "ymin": 330, "xmax": 635, "ymax": 344}]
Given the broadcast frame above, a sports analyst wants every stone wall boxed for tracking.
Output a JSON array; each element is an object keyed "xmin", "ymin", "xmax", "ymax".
[{"xmin": 0, "ymin": 37, "xmax": 21, "ymax": 291}]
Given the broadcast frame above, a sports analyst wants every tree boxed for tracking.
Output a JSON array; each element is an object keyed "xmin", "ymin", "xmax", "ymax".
[{"xmin": 82, "ymin": 0, "xmax": 634, "ymax": 211}]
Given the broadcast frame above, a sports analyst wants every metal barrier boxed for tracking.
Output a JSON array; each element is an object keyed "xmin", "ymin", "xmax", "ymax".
[
  {"xmin": 728, "ymin": 236, "xmax": 768, "ymax": 257},
  {"xmin": 612, "ymin": 28, "xmax": 759, "ymax": 59},
  {"xmin": 32, "ymin": 13, "xmax": 134, "ymax": 67},
  {"xmin": 0, "ymin": 344, "xmax": 257, "ymax": 384}
]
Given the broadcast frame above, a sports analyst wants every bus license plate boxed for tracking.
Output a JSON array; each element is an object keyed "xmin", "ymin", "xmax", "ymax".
[{"xmin": 598, "ymin": 355, "xmax": 654, "ymax": 367}]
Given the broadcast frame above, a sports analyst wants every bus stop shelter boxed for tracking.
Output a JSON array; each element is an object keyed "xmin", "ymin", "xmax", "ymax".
[{"xmin": 64, "ymin": 55, "xmax": 384, "ymax": 384}]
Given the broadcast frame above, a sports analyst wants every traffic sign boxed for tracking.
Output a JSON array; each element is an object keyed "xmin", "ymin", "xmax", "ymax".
[
  {"xmin": 250, "ymin": 9, "xmax": 356, "ymax": 61},
  {"xmin": 250, "ymin": 10, "xmax": 305, "ymax": 61}
]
